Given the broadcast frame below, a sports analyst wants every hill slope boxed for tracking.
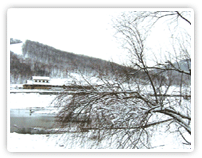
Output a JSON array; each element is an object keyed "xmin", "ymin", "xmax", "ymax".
[
  {"xmin": 10, "ymin": 39, "xmax": 190, "ymax": 85},
  {"xmin": 10, "ymin": 40, "xmax": 135, "ymax": 83}
]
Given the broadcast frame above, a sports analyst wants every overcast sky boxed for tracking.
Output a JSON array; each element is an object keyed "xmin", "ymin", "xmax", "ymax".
[
  {"xmin": 8, "ymin": 8, "xmax": 128, "ymax": 64},
  {"xmin": 8, "ymin": 8, "xmax": 192, "ymax": 67}
]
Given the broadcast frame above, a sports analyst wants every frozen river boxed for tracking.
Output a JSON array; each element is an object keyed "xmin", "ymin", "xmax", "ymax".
[
  {"xmin": 10, "ymin": 108, "xmax": 58, "ymax": 133},
  {"xmin": 9, "ymin": 92, "xmax": 61, "ymax": 134}
]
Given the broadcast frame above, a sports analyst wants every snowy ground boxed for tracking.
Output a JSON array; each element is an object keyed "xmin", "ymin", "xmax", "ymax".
[
  {"xmin": 8, "ymin": 128, "xmax": 191, "ymax": 152},
  {"xmin": 8, "ymin": 133, "xmax": 68, "ymax": 152},
  {"xmin": 9, "ymin": 93, "xmax": 57, "ymax": 108}
]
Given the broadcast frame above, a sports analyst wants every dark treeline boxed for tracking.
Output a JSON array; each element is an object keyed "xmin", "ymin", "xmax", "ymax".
[{"xmin": 10, "ymin": 51, "xmax": 33, "ymax": 83}]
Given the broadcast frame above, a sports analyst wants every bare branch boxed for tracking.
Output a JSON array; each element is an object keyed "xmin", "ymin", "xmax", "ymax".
[{"xmin": 176, "ymin": 11, "xmax": 191, "ymax": 25}]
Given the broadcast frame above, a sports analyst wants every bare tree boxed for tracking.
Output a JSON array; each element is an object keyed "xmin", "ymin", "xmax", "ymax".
[{"xmin": 54, "ymin": 10, "xmax": 192, "ymax": 149}]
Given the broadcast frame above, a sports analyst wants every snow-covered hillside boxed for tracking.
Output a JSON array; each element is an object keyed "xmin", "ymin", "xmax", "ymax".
[{"xmin": 10, "ymin": 43, "xmax": 24, "ymax": 55}]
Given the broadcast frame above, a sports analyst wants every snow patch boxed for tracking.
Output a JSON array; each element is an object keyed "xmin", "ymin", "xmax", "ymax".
[{"xmin": 10, "ymin": 43, "xmax": 23, "ymax": 55}]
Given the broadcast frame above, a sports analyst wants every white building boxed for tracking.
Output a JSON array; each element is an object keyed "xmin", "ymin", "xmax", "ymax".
[
  {"xmin": 26, "ymin": 76, "xmax": 50, "ymax": 85},
  {"xmin": 24, "ymin": 76, "xmax": 51, "ymax": 89}
]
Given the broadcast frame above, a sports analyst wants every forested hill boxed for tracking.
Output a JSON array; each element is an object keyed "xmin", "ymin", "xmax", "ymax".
[{"xmin": 10, "ymin": 39, "xmax": 135, "ymax": 83}]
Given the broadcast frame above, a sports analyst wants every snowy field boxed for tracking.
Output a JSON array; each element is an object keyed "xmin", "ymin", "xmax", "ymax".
[
  {"xmin": 8, "ymin": 126, "xmax": 191, "ymax": 152},
  {"xmin": 9, "ymin": 93, "xmax": 57, "ymax": 109},
  {"xmin": 8, "ymin": 133, "xmax": 68, "ymax": 152}
]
